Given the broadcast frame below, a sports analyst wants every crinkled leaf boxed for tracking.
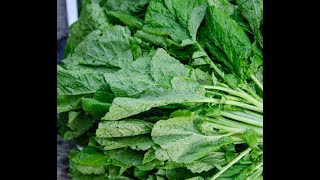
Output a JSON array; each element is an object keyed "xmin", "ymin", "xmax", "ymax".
[
  {"xmin": 143, "ymin": 0, "xmax": 191, "ymax": 45},
  {"xmin": 150, "ymin": 48, "xmax": 192, "ymax": 82},
  {"xmin": 142, "ymin": 0, "xmax": 207, "ymax": 46},
  {"xmin": 95, "ymin": 135, "xmax": 154, "ymax": 150},
  {"xmin": 70, "ymin": 26, "xmax": 133, "ymax": 68},
  {"xmin": 204, "ymin": 6, "xmax": 252, "ymax": 79},
  {"xmin": 96, "ymin": 120, "xmax": 154, "ymax": 138},
  {"xmin": 102, "ymin": 77, "xmax": 205, "ymax": 120},
  {"xmin": 104, "ymin": 56, "xmax": 154, "ymax": 98},
  {"xmin": 104, "ymin": 148, "xmax": 145, "ymax": 171},
  {"xmin": 151, "ymin": 111, "xmax": 234, "ymax": 163},
  {"xmin": 57, "ymin": 66, "xmax": 106, "ymax": 96}
]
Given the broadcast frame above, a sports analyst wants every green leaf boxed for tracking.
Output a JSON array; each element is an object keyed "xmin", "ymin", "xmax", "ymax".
[
  {"xmin": 207, "ymin": 0, "xmax": 237, "ymax": 17},
  {"xmin": 151, "ymin": 111, "xmax": 234, "ymax": 163},
  {"xmin": 96, "ymin": 120, "xmax": 154, "ymax": 138},
  {"xmin": 95, "ymin": 135, "xmax": 155, "ymax": 150},
  {"xmin": 143, "ymin": 0, "xmax": 191, "ymax": 45},
  {"xmin": 104, "ymin": 148, "xmax": 145, "ymax": 170},
  {"xmin": 150, "ymin": 48, "xmax": 192, "ymax": 82},
  {"xmin": 134, "ymin": 30, "xmax": 169, "ymax": 48},
  {"xmin": 82, "ymin": 98, "xmax": 112, "ymax": 118},
  {"xmin": 142, "ymin": 0, "xmax": 207, "ymax": 46},
  {"xmin": 134, "ymin": 168, "xmax": 150, "ymax": 179},
  {"xmin": 57, "ymin": 66, "xmax": 106, "ymax": 96},
  {"xmin": 93, "ymin": 89, "xmax": 115, "ymax": 103},
  {"xmin": 107, "ymin": 10, "xmax": 144, "ymax": 30},
  {"xmin": 71, "ymin": 146, "xmax": 110, "ymax": 174},
  {"xmin": 218, "ymin": 163, "xmax": 248, "ymax": 178},
  {"xmin": 57, "ymin": 94, "xmax": 92, "ymax": 113},
  {"xmin": 63, "ymin": 111, "xmax": 97, "ymax": 140},
  {"xmin": 204, "ymin": 6, "xmax": 252, "ymax": 79},
  {"xmin": 192, "ymin": 68, "xmax": 213, "ymax": 85},
  {"xmin": 143, "ymin": 149, "xmax": 158, "ymax": 164},
  {"xmin": 70, "ymin": 26, "xmax": 133, "ymax": 68},
  {"xmin": 64, "ymin": 3, "xmax": 110, "ymax": 56},
  {"xmin": 104, "ymin": 56, "xmax": 154, "ymax": 98},
  {"xmin": 102, "ymin": 0, "xmax": 149, "ymax": 18},
  {"xmin": 204, "ymin": 106, "xmax": 222, "ymax": 118},
  {"xmin": 224, "ymin": 74, "xmax": 240, "ymax": 88},
  {"xmin": 236, "ymin": 0, "xmax": 263, "ymax": 47},
  {"xmin": 102, "ymin": 77, "xmax": 205, "ymax": 120},
  {"xmin": 242, "ymin": 129, "xmax": 258, "ymax": 148},
  {"xmin": 169, "ymin": 0, "xmax": 207, "ymax": 40}
]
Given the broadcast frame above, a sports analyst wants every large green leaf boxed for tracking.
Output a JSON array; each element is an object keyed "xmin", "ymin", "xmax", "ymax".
[
  {"xmin": 102, "ymin": 77, "xmax": 206, "ymax": 120},
  {"xmin": 142, "ymin": 0, "xmax": 207, "ymax": 46},
  {"xmin": 151, "ymin": 111, "xmax": 234, "ymax": 163},
  {"xmin": 57, "ymin": 66, "xmax": 106, "ymax": 96},
  {"xmin": 203, "ymin": 6, "xmax": 252, "ymax": 79},
  {"xmin": 68, "ymin": 26, "xmax": 133, "ymax": 68}
]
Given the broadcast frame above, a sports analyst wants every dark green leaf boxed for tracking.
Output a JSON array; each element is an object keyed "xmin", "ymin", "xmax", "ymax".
[
  {"xmin": 82, "ymin": 98, "xmax": 112, "ymax": 117},
  {"xmin": 57, "ymin": 94, "xmax": 92, "ymax": 113},
  {"xmin": 204, "ymin": 6, "xmax": 252, "ymax": 79},
  {"xmin": 236, "ymin": 0, "xmax": 263, "ymax": 47}
]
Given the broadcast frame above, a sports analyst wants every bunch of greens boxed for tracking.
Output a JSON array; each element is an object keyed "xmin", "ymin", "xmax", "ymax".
[{"xmin": 57, "ymin": 0, "xmax": 263, "ymax": 179}]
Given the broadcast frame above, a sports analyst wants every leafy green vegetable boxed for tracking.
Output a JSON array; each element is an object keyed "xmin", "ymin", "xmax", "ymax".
[{"xmin": 57, "ymin": 1, "xmax": 263, "ymax": 179}]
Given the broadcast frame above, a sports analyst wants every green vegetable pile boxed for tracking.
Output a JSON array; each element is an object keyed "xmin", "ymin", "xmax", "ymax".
[{"xmin": 57, "ymin": 0, "xmax": 263, "ymax": 179}]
